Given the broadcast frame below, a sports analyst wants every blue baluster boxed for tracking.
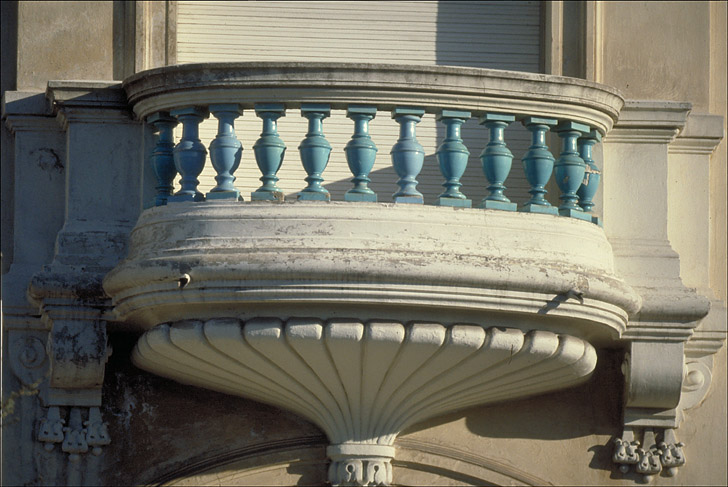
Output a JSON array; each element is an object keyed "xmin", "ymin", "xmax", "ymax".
[
  {"xmin": 520, "ymin": 116, "xmax": 558, "ymax": 215},
  {"xmin": 436, "ymin": 110, "xmax": 471, "ymax": 207},
  {"xmin": 480, "ymin": 113, "xmax": 517, "ymax": 211},
  {"xmin": 207, "ymin": 103, "xmax": 243, "ymax": 201},
  {"xmin": 391, "ymin": 107, "xmax": 426, "ymax": 204},
  {"xmin": 577, "ymin": 129, "xmax": 603, "ymax": 226},
  {"xmin": 554, "ymin": 121, "xmax": 591, "ymax": 220},
  {"xmin": 298, "ymin": 104, "xmax": 332, "ymax": 201},
  {"xmin": 168, "ymin": 106, "xmax": 209, "ymax": 203},
  {"xmin": 345, "ymin": 106, "xmax": 378, "ymax": 202},
  {"xmin": 252, "ymin": 104, "xmax": 286, "ymax": 202},
  {"xmin": 147, "ymin": 112, "xmax": 178, "ymax": 206}
]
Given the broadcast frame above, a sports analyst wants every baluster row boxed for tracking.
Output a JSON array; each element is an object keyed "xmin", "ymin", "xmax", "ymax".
[{"xmin": 148, "ymin": 104, "xmax": 603, "ymax": 224}]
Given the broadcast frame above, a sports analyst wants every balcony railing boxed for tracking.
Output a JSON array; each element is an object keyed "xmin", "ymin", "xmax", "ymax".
[{"xmin": 124, "ymin": 62, "xmax": 623, "ymax": 224}]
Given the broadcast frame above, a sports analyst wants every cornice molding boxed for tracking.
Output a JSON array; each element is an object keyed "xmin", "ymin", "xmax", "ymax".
[
  {"xmin": 605, "ymin": 100, "xmax": 691, "ymax": 145},
  {"xmin": 669, "ymin": 112, "xmax": 725, "ymax": 155}
]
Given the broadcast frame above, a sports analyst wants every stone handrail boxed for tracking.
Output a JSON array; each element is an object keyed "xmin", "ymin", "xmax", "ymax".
[{"xmin": 123, "ymin": 63, "xmax": 623, "ymax": 222}]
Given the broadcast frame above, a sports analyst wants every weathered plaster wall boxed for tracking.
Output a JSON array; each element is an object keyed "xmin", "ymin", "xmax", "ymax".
[
  {"xmin": 16, "ymin": 1, "xmax": 115, "ymax": 91},
  {"xmin": 601, "ymin": 1, "xmax": 711, "ymax": 112},
  {"xmin": 709, "ymin": 0, "xmax": 727, "ymax": 302}
]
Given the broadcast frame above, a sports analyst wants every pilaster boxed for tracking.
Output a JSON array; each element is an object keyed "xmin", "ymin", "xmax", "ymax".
[
  {"xmin": 1, "ymin": 92, "xmax": 66, "ymax": 317},
  {"xmin": 18, "ymin": 81, "xmax": 145, "ymax": 476},
  {"xmin": 604, "ymin": 101, "xmax": 724, "ymax": 481}
]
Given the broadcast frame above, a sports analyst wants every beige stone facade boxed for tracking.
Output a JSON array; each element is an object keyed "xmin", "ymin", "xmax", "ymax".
[{"xmin": 2, "ymin": 2, "xmax": 725, "ymax": 486}]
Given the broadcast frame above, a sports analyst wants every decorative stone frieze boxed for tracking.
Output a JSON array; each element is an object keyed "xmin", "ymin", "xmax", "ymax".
[{"xmin": 132, "ymin": 317, "xmax": 598, "ymax": 486}]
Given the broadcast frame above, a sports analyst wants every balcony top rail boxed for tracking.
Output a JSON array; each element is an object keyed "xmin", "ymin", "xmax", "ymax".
[{"xmin": 123, "ymin": 62, "xmax": 624, "ymax": 134}]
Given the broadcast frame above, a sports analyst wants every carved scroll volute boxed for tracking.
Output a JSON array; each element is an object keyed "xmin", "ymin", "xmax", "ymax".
[{"xmin": 8, "ymin": 330, "xmax": 49, "ymax": 389}]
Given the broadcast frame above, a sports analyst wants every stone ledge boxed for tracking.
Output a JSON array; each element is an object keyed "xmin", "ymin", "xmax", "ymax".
[
  {"xmin": 121, "ymin": 62, "xmax": 624, "ymax": 134},
  {"xmin": 103, "ymin": 201, "xmax": 639, "ymax": 344}
]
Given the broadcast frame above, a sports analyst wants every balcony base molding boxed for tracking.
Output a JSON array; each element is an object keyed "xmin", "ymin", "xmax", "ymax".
[
  {"xmin": 132, "ymin": 317, "xmax": 597, "ymax": 486},
  {"xmin": 104, "ymin": 201, "xmax": 639, "ymax": 345}
]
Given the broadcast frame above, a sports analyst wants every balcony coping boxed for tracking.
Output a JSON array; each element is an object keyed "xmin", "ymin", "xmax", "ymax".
[{"xmin": 122, "ymin": 62, "xmax": 625, "ymax": 134}]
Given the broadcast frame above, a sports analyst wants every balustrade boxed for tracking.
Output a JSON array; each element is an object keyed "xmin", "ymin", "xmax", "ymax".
[
  {"xmin": 141, "ymin": 67, "xmax": 610, "ymax": 225},
  {"xmin": 168, "ymin": 106, "xmax": 208, "ymax": 203},
  {"xmin": 554, "ymin": 121, "xmax": 592, "ymax": 221},
  {"xmin": 435, "ymin": 110, "xmax": 471, "ymax": 207},
  {"xmin": 207, "ymin": 104, "xmax": 243, "ymax": 200},
  {"xmin": 252, "ymin": 104, "xmax": 286, "ymax": 202},
  {"xmin": 344, "ymin": 106, "xmax": 378, "ymax": 202},
  {"xmin": 298, "ymin": 104, "xmax": 333, "ymax": 201}
]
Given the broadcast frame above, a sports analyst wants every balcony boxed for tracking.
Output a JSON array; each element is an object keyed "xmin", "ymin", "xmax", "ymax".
[{"xmin": 95, "ymin": 62, "xmax": 645, "ymax": 485}]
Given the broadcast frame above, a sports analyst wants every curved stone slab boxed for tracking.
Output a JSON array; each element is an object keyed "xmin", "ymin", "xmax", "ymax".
[
  {"xmin": 104, "ymin": 202, "xmax": 640, "ymax": 344},
  {"xmin": 122, "ymin": 62, "xmax": 624, "ymax": 135}
]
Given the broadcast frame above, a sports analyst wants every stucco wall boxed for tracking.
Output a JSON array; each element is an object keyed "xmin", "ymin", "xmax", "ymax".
[
  {"xmin": 600, "ymin": 0, "xmax": 726, "ymax": 303},
  {"xmin": 96, "ymin": 339, "xmax": 727, "ymax": 486},
  {"xmin": 601, "ymin": 2, "xmax": 711, "ymax": 112},
  {"xmin": 15, "ymin": 1, "xmax": 115, "ymax": 91},
  {"xmin": 709, "ymin": 1, "xmax": 727, "ymax": 302}
]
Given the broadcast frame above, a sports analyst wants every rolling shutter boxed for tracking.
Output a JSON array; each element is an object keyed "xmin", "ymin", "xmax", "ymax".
[{"xmin": 176, "ymin": 1, "xmax": 541, "ymax": 204}]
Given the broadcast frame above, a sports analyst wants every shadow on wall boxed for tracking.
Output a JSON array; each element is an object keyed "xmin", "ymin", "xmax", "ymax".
[
  {"xmin": 290, "ymin": 154, "xmax": 447, "ymax": 205},
  {"xmin": 400, "ymin": 348, "xmax": 625, "ymax": 442}
]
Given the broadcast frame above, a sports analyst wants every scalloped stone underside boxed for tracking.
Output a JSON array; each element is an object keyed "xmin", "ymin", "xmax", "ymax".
[{"xmin": 133, "ymin": 318, "xmax": 597, "ymax": 445}]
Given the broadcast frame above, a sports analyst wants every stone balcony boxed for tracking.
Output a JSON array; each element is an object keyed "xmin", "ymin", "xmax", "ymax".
[
  {"xmin": 99, "ymin": 63, "xmax": 645, "ymax": 485},
  {"xmin": 7, "ymin": 62, "xmax": 718, "ymax": 486}
]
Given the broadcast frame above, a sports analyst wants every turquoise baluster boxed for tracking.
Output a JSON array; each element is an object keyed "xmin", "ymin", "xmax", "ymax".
[
  {"xmin": 577, "ymin": 129, "xmax": 603, "ymax": 226},
  {"xmin": 252, "ymin": 104, "xmax": 286, "ymax": 202},
  {"xmin": 436, "ymin": 110, "xmax": 471, "ymax": 207},
  {"xmin": 147, "ymin": 111, "xmax": 178, "ymax": 206},
  {"xmin": 207, "ymin": 104, "xmax": 243, "ymax": 201},
  {"xmin": 520, "ymin": 116, "xmax": 558, "ymax": 215},
  {"xmin": 345, "ymin": 106, "xmax": 378, "ymax": 202},
  {"xmin": 554, "ymin": 120, "xmax": 591, "ymax": 220},
  {"xmin": 168, "ymin": 106, "xmax": 209, "ymax": 203},
  {"xmin": 391, "ymin": 107, "xmax": 426, "ymax": 203},
  {"xmin": 480, "ymin": 113, "xmax": 517, "ymax": 211},
  {"xmin": 298, "ymin": 104, "xmax": 332, "ymax": 201}
]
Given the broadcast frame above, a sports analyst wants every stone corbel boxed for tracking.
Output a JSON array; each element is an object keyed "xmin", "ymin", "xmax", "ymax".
[
  {"xmin": 615, "ymin": 339, "xmax": 688, "ymax": 481},
  {"xmin": 26, "ymin": 271, "xmax": 113, "ymax": 460},
  {"xmin": 20, "ymin": 80, "xmax": 146, "ymax": 461}
]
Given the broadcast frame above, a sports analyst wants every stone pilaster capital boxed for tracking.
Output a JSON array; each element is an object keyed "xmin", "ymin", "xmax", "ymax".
[
  {"xmin": 669, "ymin": 112, "xmax": 725, "ymax": 155},
  {"xmin": 605, "ymin": 100, "xmax": 692, "ymax": 145},
  {"xmin": 1, "ymin": 91, "xmax": 59, "ymax": 133},
  {"xmin": 45, "ymin": 80, "xmax": 134, "ymax": 129}
]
